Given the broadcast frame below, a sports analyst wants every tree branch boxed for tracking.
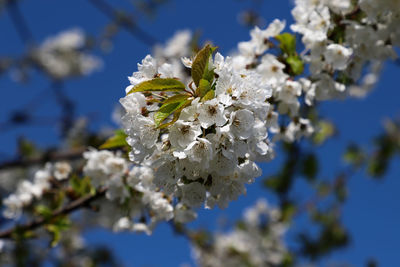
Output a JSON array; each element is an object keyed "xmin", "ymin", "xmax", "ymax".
[
  {"xmin": 0, "ymin": 188, "xmax": 107, "ymax": 239},
  {"xmin": 0, "ymin": 147, "xmax": 86, "ymax": 171},
  {"xmin": 87, "ymin": 0, "xmax": 158, "ymax": 46},
  {"xmin": 7, "ymin": 0, "xmax": 35, "ymax": 46}
]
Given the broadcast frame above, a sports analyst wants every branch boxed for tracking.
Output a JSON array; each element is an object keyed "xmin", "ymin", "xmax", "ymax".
[
  {"xmin": 0, "ymin": 147, "xmax": 86, "ymax": 171},
  {"xmin": 50, "ymin": 82, "xmax": 75, "ymax": 138},
  {"xmin": 0, "ymin": 188, "xmax": 107, "ymax": 239},
  {"xmin": 7, "ymin": 0, "xmax": 35, "ymax": 46},
  {"xmin": 87, "ymin": 0, "xmax": 158, "ymax": 46}
]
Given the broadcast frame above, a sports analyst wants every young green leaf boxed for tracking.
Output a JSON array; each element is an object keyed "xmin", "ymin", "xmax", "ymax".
[
  {"xmin": 202, "ymin": 66, "xmax": 215, "ymax": 84},
  {"xmin": 276, "ymin": 33, "xmax": 304, "ymax": 76},
  {"xmin": 276, "ymin": 33, "xmax": 296, "ymax": 56},
  {"xmin": 301, "ymin": 153, "xmax": 318, "ymax": 181},
  {"xmin": 154, "ymin": 103, "xmax": 181, "ymax": 125},
  {"xmin": 70, "ymin": 176, "xmax": 94, "ymax": 197},
  {"xmin": 191, "ymin": 44, "xmax": 217, "ymax": 87},
  {"xmin": 35, "ymin": 205, "xmax": 53, "ymax": 219},
  {"xmin": 162, "ymin": 94, "xmax": 190, "ymax": 105},
  {"xmin": 154, "ymin": 95, "xmax": 190, "ymax": 126},
  {"xmin": 196, "ymin": 79, "xmax": 211, "ymax": 98},
  {"xmin": 287, "ymin": 55, "xmax": 304, "ymax": 76},
  {"xmin": 158, "ymin": 99, "xmax": 192, "ymax": 129},
  {"xmin": 46, "ymin": 216, "xmax": 71, "ymax": 247},
  {"xmin": 343, "ymin": 144, "xmax": 365, "ymax": 167},
  {"xmin": 18, "ymin": 138, "xmax": 39, "ymax": 159},
  {"xmin": 201, "ymin": 89, "xmax": 215, "ymax": 102},
  {"xmin": 99, "ymin": 129, "xmax": 128, "ymax": 149},
  {"xmin": 313, "ymin": 120, "xmax": 335, "ymax": 145},
  {"xmin": 127, "ymin": 78, "xmax": 186, "ymax": 95}
]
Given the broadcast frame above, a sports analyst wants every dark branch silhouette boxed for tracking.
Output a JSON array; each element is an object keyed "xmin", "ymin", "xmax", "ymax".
[
  {"xmin": 87, "ymin": 0, "xmax": 159, "ymax": 46},
  {"xmin": 6, "ymin": 0, "xmax": 35, "ymax": 46},
  {"xmin": 0, "ymin": 187, "xmax": 107, "ymax": 239},
  {"xmin": 0, "ymin": 147, "xmax": 86, "ymax": 171}
]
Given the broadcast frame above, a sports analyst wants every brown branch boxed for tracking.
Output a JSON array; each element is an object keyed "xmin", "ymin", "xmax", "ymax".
[
  {"xmin": 0, "ymin": 188, "xmax": 107, "ymax": 239},
  {"xmin": 87, "ymin": 0, "xmax": 158, "ymax": 46},
  {"xmin": 6, "ymin": 0, "xmax": 35, "ymax": 46},
  {"xmin": 0, "ymin": 147, "xmax": 86, "ymax": 171}
]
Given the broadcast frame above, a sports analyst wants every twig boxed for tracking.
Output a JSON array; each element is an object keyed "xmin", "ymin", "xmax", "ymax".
[
  {"xmin": 51, "ymin": 82, "xmax": 75, "ymax": 138},
  {"xmin": 87, "ymin": 0, "xmax": 158, "ymax": 46},
  {"xmin": 6, "ymin": 0, "xmax": 35, "ymax": 46},
  {"xmin": 0, "ymin": 147, "xmax": 86, "ymax": 171},
  {"xmin": 0, "ymin": 188, "xmax": 107, "ymax": 239}
]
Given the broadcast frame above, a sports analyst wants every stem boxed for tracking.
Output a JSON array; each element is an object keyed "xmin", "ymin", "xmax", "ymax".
[
  {"xmin": 0, "ymin": 147, "xmax": 86, "ymax": 171},
  {"xmin": 87, "ymin": 0, "xmax": 158, "ymax": 46},
  {"xmin": 7, "ymin": 0, "xmax": 35, "ymax": 46},
  {"xmin": 0, "ymin": 188, "xmax": 107, "ymax": 239}
]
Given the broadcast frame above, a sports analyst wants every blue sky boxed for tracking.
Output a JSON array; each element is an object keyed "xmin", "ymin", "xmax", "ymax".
[{"xmin": 0, "ymin": 0, "xmax": 399, "ymax": 266}]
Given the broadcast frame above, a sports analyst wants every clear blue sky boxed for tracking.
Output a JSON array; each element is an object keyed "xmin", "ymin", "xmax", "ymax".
[{"xmin": 0, "ymin": 0, "xmax": 399, "ymax": 266}]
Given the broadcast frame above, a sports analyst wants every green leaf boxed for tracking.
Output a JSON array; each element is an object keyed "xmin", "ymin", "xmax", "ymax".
[
  {"xmin": 18, "ymin": 138, "xmax": 38, "ymax": 158},
  {"xmin": 367, "ymin": 159, "xmax": 387, "ymax": 178},
  {"xmin": 301, "ymin": 154, "xmax": 318, "ymax": 181},
  {"xmin": 127, "ymin": 78, "xmax": 186, "ymax": 95},
  {"xmin": 328, "ymin": 24, "xmax": 346, "ymax": 44},
  {"xmin": 52, "ymin": 190, "xmax": 65, "ymax": 209},
  {"xmin": 154, "ymin": 95, "xmax": 190, "ymax": 126},
  {"xmin": 162, "ymin": 94, "xmax": 190, "ymax": 105},
  {"xmin": 281, "ymin": 252, "xmax": 294, "ymax": 267},
  {"xmin": 235, "ymin": 221, "xmax": 247, "ymax": 231},
  {"xmin": 317, "ymin": 182, "xmax": 331, "ymax": 197},
  {"xmin": 334, "ymin": 182, "xmax": 348, "ymax": 203},
  {"xmin": 202, "ymin": 66, "xmax": 215, "ymax": 84},
  {"xmin": 70, "ymin": 176, "xmax": 94, "ymax": 197},
  {"xmin": 196, "ymin": 79, "xmax": 211, "ymax": 98},
  {"xmin": 336, "ymin": 72, "xmax": 354, "ymax": 86},
  {"xmin": 154, "ymin": 103, "xmax": 180, "ymax": 126},
  {"xmin": 276, "ymin": 33, "xmax": 304, "ymax": 76},
  {"xmin": 281, "ymin": 202, "xmax": 296, "ymax": 222},
  {"xmin": 35, "ymin": 205, "xmax": 53, "ymax": 219},
  {"xmin": 201, "ymin": 89, "xmax": 215, "ymax": 102},
  {"xmin": 276, "ymin": 33, "xmax": 296, "ymax": 56},
  {"xmin": 191, "ymin": 44, "xmax": 217, "ymax": 87},
  {"xmin": 47, "ymin": 226, "xmax": 61, "ymax": 247},
  {"xmin": 46, "ymin": 216, "xmax": 71, "ymax": 247},
  {"xmin": 99, "ymin": 129, "xmax": 128, "ymax": 150},
  {"xmin": 313, "ymin": 120, "xmax": 335, "ymax": 145},
  {"xmin": 264, "ymin": 175, "xmax": 291, "ymax": 194},
  {"xmin": 12, "ymin": 228, "xmax": 36, "ymax": 240},
  {"xmin": 343, "ymin": 144, "xmax": 365, "ymax": 167},
  {"xmin": 287, "ymin": 55, "xmax": 304, "ymax": 76},
  {"xmin": 158, "ymin": 99, "xmax": 192, "ymax": 129}
]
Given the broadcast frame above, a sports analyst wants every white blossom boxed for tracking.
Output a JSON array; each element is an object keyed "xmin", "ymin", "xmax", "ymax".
[
  {"xmin": 324, "ymin": 44, "xmax": 353, "ymax": 70},
  {"xmin": 193, "ymin": 199, "xmax": 287, "ymax": 267},
  {"xmin": 169, "ymin": 120, "xmax": 202, "ymax": 149},
  {"xmin": 53, "ymin": 161, "xmax": 72, "ymax": 181},
  {"xmin": 32, "ymin": 28, "xmax": 102, "ymax": 79}
]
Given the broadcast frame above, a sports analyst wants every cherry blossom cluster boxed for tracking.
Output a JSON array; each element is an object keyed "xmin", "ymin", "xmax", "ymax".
[
  {"xmin": 31, "ymin": 28, "xmax": 102, "ymax": 79},
  {"xmin": 119, "ymin": 0, "xmax": 400, "ymax": 213},
  {"xmin": 1, "ymin": 149, "xmax": 196, "ymax": 235},
  {"xmin": 232, "ymin": 19, "xmax": 315, "ymax": 142},
  {"xmin": 225, "ymin": 0, "xmax": 399, "ymax": 142},
  {"xmin": 82, "ymin": 149, "xmax": 196, "ymax": 234},
  {"xmin": 290, "ymin": 0, "xmax": 398, "ymax": 98},
  {"xmin": 192, "ymin": 199, "xmax": 287, "ymax": 267},
  {"xmin": 120, "ymin": 47, "xmax": 277, "ymax": 208},
  {"xmin": 2, "ymin": 162, "xmax": 71, "ymax": 219}
]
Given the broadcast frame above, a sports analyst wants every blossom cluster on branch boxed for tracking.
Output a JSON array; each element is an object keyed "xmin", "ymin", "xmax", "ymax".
[
  {"xmin": 118, "ymin": 0, "xmax": 400, "ymax": 215},
  {"xmin": 192, "ymin": 199, "xmax": 288, "ymax": 267},
  {"xmin": 1, "ymin": 1, "xmax": 399, "ymax": 264}
]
